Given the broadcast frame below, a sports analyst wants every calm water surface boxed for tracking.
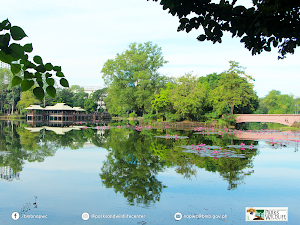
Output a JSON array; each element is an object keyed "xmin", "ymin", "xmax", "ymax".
[{"xmin": 0, "ymin": 121, "xmax": 299, "ymax": 224}]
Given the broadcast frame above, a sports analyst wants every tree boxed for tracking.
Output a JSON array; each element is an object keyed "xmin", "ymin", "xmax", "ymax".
[
  {"xmin": 198, "ymin": 72, "xmax": 221, "ymax": 90},
  {"xmin": 260, "ymin": 90, "xmax": 295, "ymax": 114},
  {"xmin": 92, "ymin": 88, "xmax": 108, "ymax": 112},
  {"xmin": 84, "ymin": 98, "xmax": 97, "ymax": 113},
  {"xmin": 73, "ymin": 91, "xmax": 88, "ymax": 108},
  {"xmin": 167, "ymin": 74, "xmax": 208, "ymax": 120},
  {"xmin": 102, "ymin": 42, "xmax": 168, "ymax": 116},
  {"xmin": 150, "ymin": 0, "xmax": 300, "ymax": 59},
  {"xmin": 52, "ymin": 88, "xmax": 74, "ymax": 107},
  {"xmin": 69, "ymin": 85, "xmax": 84, "ymax": 93},
  {"xmin": 0, "ymin": 68, "xmax": 10, "ymax": 113},
  {"xmin": 0, "ymin": 19, "xmax": 69, "ymax": 100},
  {"xmin": 151, "ymin": 83, "xmax": 173, "ymax": 113},
  {"xmin": 17, "ymin": 90, "xmax": 41, "ymax": 114},
  {"xmin": 210, "ymin": 61, "xmax": 257, "ymax": 114}
]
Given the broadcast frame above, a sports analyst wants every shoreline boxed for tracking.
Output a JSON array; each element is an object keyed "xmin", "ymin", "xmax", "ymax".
[{"xmin": 0, "ymin": 115, "xmax": 26, "ymax": 120}]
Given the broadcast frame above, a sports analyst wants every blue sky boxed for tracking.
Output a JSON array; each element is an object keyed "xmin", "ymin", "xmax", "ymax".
[{"xmin": 1, "ymin": 0, "xmax": 299, "ymax": 98}]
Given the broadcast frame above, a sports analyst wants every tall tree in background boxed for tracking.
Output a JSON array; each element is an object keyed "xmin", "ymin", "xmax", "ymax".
[
  {"xmin": 52, "ymin": 88, "xmax": 74, "ymax": 107},
  {"xmin": 210, "ymin": 61, "xmax": 257, "ymax": 114},
  {"xmin": 150, "ymin": 0, "xmax": 300, "ymax": 59},
  {"xmin": 17, "ymin": 90, "xmax": 40, "ymax": 114},
  {"xmin": 167, "ymin": 74, "xmax": 208, "ymax": 120},
  {"xmin": 73, "ymin": 91, "xmax": 88, "ymax": 109},
  {"xmin": 0, "ymin": 68, "xmax": 21, "ymax": 114},
  {"xmin": 260, "ymin": 90, "xmax": 294, "ymax": 114},
  {"xmin": 102, "ymin": 42, "xmax": 168, "ymax": 116},
  {"xmin": 0, "ymin": 68, "xmax": 10, "ymax": 113},
  {"xmin": 84, "ymin": 98, "xmax": 97, "ymax": 113},
  {"xmin": 92, "ymin": 88, "xmax": 108, "ymax": 113}
]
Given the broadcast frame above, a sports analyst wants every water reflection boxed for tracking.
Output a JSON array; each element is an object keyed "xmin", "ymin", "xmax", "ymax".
[
  {"xmin": 2, "ymin": 121, "xmax": 299, "ymax": 207},
  {"xmin": 100, "ymin": 128, "xmax": 166, "ymax": 207}
]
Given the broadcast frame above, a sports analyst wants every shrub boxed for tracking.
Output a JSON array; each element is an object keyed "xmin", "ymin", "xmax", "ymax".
[{"xmin": 129, "ymin": 112, "xmax": 137, "ymax": 118}]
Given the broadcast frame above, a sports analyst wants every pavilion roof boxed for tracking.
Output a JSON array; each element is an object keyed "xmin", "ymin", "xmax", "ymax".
[
  {"xmin": 24, "ymin": 127, "xmax": 44, "ymax": 132},
  {"xmin": 44, "ymin": 103, "xmax": 74, "ymax": 111},
  {"xmin": 24, "ymin": 105, "xmax": 44, "ymax": 110},
  {"xmin": 73, "ymin": 107, "xmax": 85, "ymax": 111}
]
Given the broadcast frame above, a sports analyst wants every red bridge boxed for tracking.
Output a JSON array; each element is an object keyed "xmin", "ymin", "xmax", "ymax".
[{"xmin": 235, "ymin": 114, "xmax": 300, "ymax": 126}]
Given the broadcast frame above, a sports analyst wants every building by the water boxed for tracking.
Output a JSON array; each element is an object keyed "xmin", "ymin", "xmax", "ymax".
[{"xmin": 25, "ymin": 103, "xmax": 110, "ymax": 122}]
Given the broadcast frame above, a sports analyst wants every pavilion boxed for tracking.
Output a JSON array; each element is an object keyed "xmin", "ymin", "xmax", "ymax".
[
  {"xmin": 25, "ymin": 103, "xmax": 111, "ymax": 123},
  {"xmin": 25, "ymin": 103, "xmax": 86, "ymax": 122}
]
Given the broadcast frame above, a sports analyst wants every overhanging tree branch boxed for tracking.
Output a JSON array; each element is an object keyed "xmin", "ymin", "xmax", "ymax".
[{"xmin": 149, "ymin": 0, "xmax": 300, "ymax": 59}]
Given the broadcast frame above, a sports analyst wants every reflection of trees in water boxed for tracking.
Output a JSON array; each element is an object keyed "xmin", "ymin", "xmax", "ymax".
[
  {"xmin": 0, "ymin": 121, "xmax": 109, "ymax": 174},
  {"xmin": 1, "ymin": 121, "xmax": 259, "ymax": 194},
  {"xmin": 100, "ymin": 156, "xmax": 165, "ymax": 206},
  {"xmin": 0, "ymin": 121, "xmax": 26, "ymax": 173},
  {"xmin": 100, "ymin": 127, "xmax": 259, "ymax": 207},
  {"xmin": 154, "ymin": 131, "xmax": 258, "ymax": 189},
  {"xmin": 100, "ymin": 128, "xmax": 166, "ymax": 206},
  {"xmin": 183, "ymin": 131, "xmax": 258, "ymax": 190},
  {"xmin": 216, "ymin": 157, "xmax": 254, "ymax": 190}
]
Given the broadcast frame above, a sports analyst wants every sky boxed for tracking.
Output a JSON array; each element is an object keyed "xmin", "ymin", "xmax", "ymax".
[{"xmin": 0, "ymin": 0, "xmax": 299, "ymax": 98}]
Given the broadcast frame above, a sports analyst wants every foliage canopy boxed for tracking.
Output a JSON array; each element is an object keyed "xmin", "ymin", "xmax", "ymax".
[
  {"xmin": 102, "ymin": 42, "xmax": 168, "ymax": 116},
  {"xmin": 150, "ymin": 0, "xmax": 300, "ymax": 59}
]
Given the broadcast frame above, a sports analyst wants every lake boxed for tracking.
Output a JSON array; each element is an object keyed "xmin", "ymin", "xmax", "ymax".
[{"xmin": 0, "ymin": 121, "xmax": 299, "ymax": 224}]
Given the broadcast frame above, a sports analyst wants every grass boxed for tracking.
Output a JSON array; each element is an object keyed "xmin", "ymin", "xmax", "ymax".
[
  {"xmin": 0, "ymin": 115, "xmax": 26, "ymax": 120},
  {"xmin": 279, "ymin": 126, "xmax": 300, "ymax": 131}
]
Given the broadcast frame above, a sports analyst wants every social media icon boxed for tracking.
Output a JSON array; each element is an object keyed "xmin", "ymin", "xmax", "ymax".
[
  {"xmin": 12, "ymin": 212, "xmax": 20, "ymax": 220},
  {"xmin": 82, "ymin": 212, "xmax": 89, "ymax": 220},
  {"xmin": 174, "ymin": 212, "xmax": 182, "ymax": 221}
]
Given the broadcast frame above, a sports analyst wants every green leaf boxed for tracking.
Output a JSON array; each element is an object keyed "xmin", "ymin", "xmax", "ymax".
[
  {"xmin": 11, "ymin": 63, "xmax": 22, "ymax": 74},
  {"xmin": 20, "ymin": 53, "xmax": 29, "ymax": 62},
  {"xmin": 264, "ymin": 46, "xmax": 271, "ymax": 52},
  {"xmin": 23, "ymin": 43, "xmax": 33, "ymax": 53},
  {"xmin": 24, "ymin": 62, "xmax": 36, "ymax": 70},
  {"xmin": 56, "ymin": 71, "xmax": 64, "ymax": 77},
  {"xmin": 197, "ymin": 34, "xmax": 206, "ymax": 41},
  {"xmin": 60, "ymin": 78, "xmax": 69, "ymax": 87},
  {"xmin": 0, "ymin": 50, "xmax": 13, "ymax": 64},
  {"xmin": 36, "ymin": 78, "xmax": 43, "ymax": 87},
  {"xmin": 46, "ymin": 78, "xmax": 55, "ymax": 86},
  {"xmin": 0, "ymin": 33, "xmax": 10, "ymax": 48},
  {"xmin": 10, "ymin": 26, "xmax": 27, "ymax": 40},
  {"xmin": 21, "ymin": 79, "xmax": 34, "ymax": 91},
  {"xmin": 53, "ymin": 66, "xmax": 61, "ymax": 72},
  {"xmin": 45, "ymin": 63, "xmax": 53, "ymax": 71},
  {"xmin": 9, "ymin": 43, "xmax": 24, "ymax": 60},
  {"xmin": 24, "ymin": 71, "xmax": 34, "ymax": 79},
  {"xmin": 36, "ymin": 64, "xmax": 46, "ymax": 73},
  {"xmin": 1, "ymin": 19, "xmax": 11, "ymax": 30},
  {"xmin": 33, "ymin": 55, "xmax": 43, "ymax": 64},
  {"xmin": 46, "ymin": 86, "xmax": 56, "ymax": 98},
  {"xmin": 33, "ymin": 87, "xmax": 45, "ymax": 100},
  {"xmin": 35, "ymin": 72, "xmax": 42, "ymax": 78},
  {"xmin": 12, "ymin": 76, "xmax": 22, "ymax": 86},
  {"xmin": 45, "ymin": 72, "xmax": 52, "ymax": 78}
]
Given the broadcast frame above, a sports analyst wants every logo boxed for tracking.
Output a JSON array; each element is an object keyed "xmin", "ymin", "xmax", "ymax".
[
  {"xmin": 246, "ymin": 207, "xmax": 288, "ymax": 222},
  {"xmin": 82, "ymin": 212, "xmax": 90, "ymax": 220},
  {"xmin": 11, "ymin": 212, "xmax": 20, "ymax": 220},
  {"xmin": 174, "ymin": 212, "xmax": 182, "ymax": 221}
]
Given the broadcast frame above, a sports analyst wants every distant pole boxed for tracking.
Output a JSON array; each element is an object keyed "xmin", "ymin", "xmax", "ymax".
[{"xmin": 295, "ymin": 104, "xmax": 299, "ymax": 114}]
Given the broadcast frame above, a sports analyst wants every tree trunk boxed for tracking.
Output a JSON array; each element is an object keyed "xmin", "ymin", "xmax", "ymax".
[
  {"xmin": 11, "ymin": 91, "xmax": 14, "ymax": 115},
  {"xmin": 231, "ymin": 104, "xmax": 234, "ymax": 114}
]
